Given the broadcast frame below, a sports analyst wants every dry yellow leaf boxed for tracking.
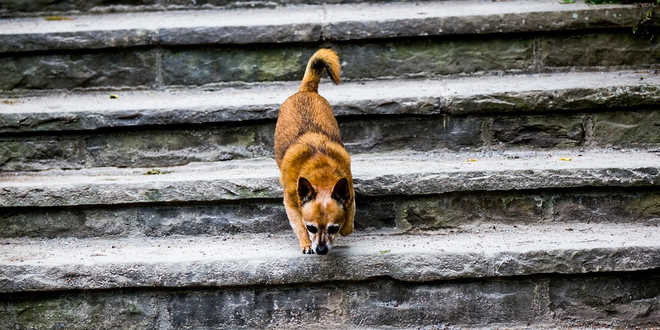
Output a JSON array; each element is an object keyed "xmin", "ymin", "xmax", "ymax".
[
  {"xmin": 559, "ymin": 157, "xmax": 572, "ymax": 161},
  {"xmin": 465, "ymin": 158, "xmax": 478, "ymax": 163},
  {"xmin": 45, "ymin": 16, "xmax": 74, "ymax": 21}
]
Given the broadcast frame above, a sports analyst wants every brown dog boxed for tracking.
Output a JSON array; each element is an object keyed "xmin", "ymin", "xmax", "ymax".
[{"xmin": 274, "ymin": 49, "xmax": 355, "ymax": 255}]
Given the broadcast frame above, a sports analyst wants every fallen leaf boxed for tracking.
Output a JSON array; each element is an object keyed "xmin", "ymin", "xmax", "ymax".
[
  {"xmin": 109, "ymin": 94, "xmax": 119, "ymax": 99},
  {"xmin": 378, "ymin": 250, "xmax": 391, "ymax": 254},
  {"xmin": 145, "ymin": 169, "xmax": 172, "ymax": 175},
  {"xmin": 45, "ymin": 16, "xmax": 74, "ymax": 21},
  {"xmin": 559, "ymin": 157, "xmax": 572, "ymax": 161},
  {"xmin": 465, "ymin": 158, "xmax": 478, "ymax": 163},
  {"xmin": 2, "ymin": 99, "xmax": 18, "ymax": 105}
]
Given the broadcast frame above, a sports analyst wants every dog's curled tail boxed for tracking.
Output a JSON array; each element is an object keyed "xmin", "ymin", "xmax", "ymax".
[{"xmin": 299, "ymin": 48, "xmax": 341, "ymax": 93}]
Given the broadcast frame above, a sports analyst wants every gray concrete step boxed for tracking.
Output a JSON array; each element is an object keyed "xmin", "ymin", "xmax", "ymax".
[
  {"xmin": 2, "ymin": 71, "xmax": 658, "ymax": 171},
  {"xmin": 1, "ymin": 1, "xmax": 657, "ymax": 90},
  {"xmin": 1, "ymin": 149, "xmax": 659, "ymax": 238},
  {"xmin": 1, "ymin": 223, "xmax": 659, "ymax": 327}
]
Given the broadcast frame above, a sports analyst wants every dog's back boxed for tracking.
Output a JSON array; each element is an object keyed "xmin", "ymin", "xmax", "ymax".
[{"xmin": 274, "ymin": 49, "xmax": 342, "ymax": 167}]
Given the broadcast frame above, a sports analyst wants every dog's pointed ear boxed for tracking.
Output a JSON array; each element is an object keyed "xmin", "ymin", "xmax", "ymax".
[
  {"xmin": 298, "ymin": 177, "xmax": 316, "ymax": 204},
  {"xmin": 332, "ymin": 178, "xmax": 350, "ymax": 204}
]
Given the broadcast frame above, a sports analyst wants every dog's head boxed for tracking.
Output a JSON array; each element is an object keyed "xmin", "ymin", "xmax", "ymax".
[{"xmin": 298, "ymin": 176, "xmax": 351, "ymax": 255}]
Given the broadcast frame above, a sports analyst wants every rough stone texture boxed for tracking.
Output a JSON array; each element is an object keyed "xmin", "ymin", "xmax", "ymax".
[
  {"xmin": 1, "ymin": 71, "xmax": 657, "ymax": 133},
  {"xmin": 0, "ymin": 0, "xmax": 158, "ymax": 17},
  {"xmin": 161, "ymin": 35, "xmax": 534, "ymax": 85},
  {"xmin": 394, "ymin": 193, "xmax": 546, "ymax": 231},
  {"xmin": 1, "ymin": 1, "xmax": 655, "ymax": 51},
  {"xmin": 592, "ymin": 109, "xmax": 660, "ymax": 148},
  {"xmin": 490, "ymin": 114, "xmax": 585, "ymax": 149},
  {"xmin": 161, "ymin": 46, "xmax": 315, "ymax": 86},
  {"xmin": 337, "ymin": 35, "xmax": 535, "ymax": 80},
  {"xmin": 540, "ymin": 31, "xmax": 660, "ymax": 70},
  {"xmin": 0, "ymin": 5, "xmax": 658, "ymax": 91},
  {"xmin": 0, "ymin": 201, "xmax": 290, "ymax": 238},
  {"xmin": 549, "ymin": 271, "xmax": 660, "ymax": 326},
  {"xmin": 3, "ymin": 188, "xmax": 658, "ymax": 238},
  {"xmin": 552, "ymin": 190, "xmax": 660, "ymax": 225},
  {"xmin": 0, "ymin": 114, "xmax": 486, "ymax": 171},
  {"xmin": 1, "ymin": 150, "xmax": 659, "ymax": 207},
  {"xmin": 0, "ymin": 223, "xmax": 659, "ymax": 293},
  {"xmin": 0, "ymin": 50, "xmax": 157, "ymax": 90},
  {"xmin": 0, "ymin": 123, "xmax": 275, "ymax": 171},
  {"xmin": 342, "ymin": 115, "xmax": 484, "ymax": 153},
  {"xmin": 2, "ymin": 270, "xmax": 659, "ymax": 328}
]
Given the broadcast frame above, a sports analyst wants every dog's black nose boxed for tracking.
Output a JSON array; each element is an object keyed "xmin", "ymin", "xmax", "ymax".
[{"xmin": 315, "ymin": 244, "xmax": 328, "ymax": 255}]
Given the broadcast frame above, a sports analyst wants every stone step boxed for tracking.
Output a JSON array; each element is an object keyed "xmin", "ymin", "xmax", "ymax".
[
  {"xmin": 1, "ymin": 0, "xmax": 443, "ymax": 18},
  {"xmin": 1, "ymin": 223, "xmax": 659, "ymax": 327},
  {"xmin": 2, "ymin": 71, "xmax": 658, "ymax": 171},
  {"xmin": 1, "ymin": 150, "xmax": 659, "ymax": 238},
  {"xmin": 1, "ymin": 1, "xmax": 657, "ymax": 90}
]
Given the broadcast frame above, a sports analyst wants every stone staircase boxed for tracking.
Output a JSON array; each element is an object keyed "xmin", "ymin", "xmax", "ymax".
[{"xmin": 1, "ymin": 0, "xmax": 659, "ymax": 328}]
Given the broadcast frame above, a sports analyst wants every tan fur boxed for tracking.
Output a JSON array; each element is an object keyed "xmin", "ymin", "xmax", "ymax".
[{"xmin": 274, "ymin": 49, "xmax": 354, "ymax": 254}]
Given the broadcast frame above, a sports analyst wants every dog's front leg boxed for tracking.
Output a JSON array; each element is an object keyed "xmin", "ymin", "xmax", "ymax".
[{"xmin": 283, "ymin": 197, "xmax": 314, "ymax": 254}]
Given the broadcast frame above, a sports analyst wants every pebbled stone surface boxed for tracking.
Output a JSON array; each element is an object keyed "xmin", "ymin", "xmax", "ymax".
[
  {"xmin": 0, "ymin": 223, "xmax": 659, "ymax": 293},
  {"xmin": 1, "ymin": 150, "xmax": 659, "ymax": 208},
  {"xmin": 0, "ymin": 1, "xmax": 655, "ymax": 52},
  {"xmin": 2, "ymin": 71, "xmax": 657, "ymax": 133}
]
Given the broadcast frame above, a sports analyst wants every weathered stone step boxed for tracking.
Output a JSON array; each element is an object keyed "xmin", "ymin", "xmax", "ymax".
[
  {"xmin": 3, "ymin": 71, "xmax": 658, "ymax": 132},
  {"xmin": 1, "ymin": 150, "xmax": 659, "ymax": 238},
  {"xmin": 2, "ymin": 71, "xmax": 658, "ymax": 171},
  {"xmin": 3, "ymin": 270, "xmax": 659, "ymax": 329},
  {"xmin": 1, "ymin": 224, "xmax": 659, "ymax": 328},
  {"xmin": 1, "ymin": 1, "xmax": 657, "ymax": 90},
  {"xmin": 1, "ymin": 0, "xmax": 442, "ymax": 18},
  {"xmin": 1, "ymin": 223, "xmax": 659, "ymax": 292},
  {"xmin": 3, "ymin": 150, "xmax": 659, "ymax": 207},
  {"xmin": 2, "ymin": 1, "xmax": 654, "ymax": 53}
]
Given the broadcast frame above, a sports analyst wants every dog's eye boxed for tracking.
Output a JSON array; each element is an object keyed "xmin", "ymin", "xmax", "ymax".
[
  {"xmin": 306, "ymin": 225, "xmax": 318, "ymax": 234},
  {"xmin": 327, "ymin": 225, "xmax": 339, "ymax": 234}
]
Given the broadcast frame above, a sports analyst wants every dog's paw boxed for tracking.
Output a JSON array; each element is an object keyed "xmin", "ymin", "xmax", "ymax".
[{"xmin": 302, "ymin": 246, "xmax": 315, "ymax": 254}]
